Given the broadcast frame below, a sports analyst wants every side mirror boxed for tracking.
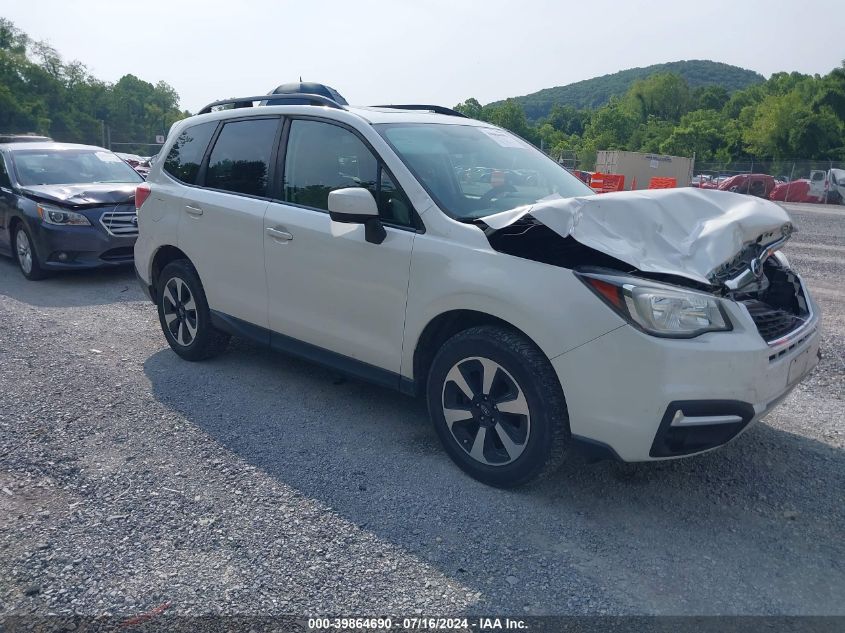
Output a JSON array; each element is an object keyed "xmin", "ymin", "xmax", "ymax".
[{"xmin": 328, "ymin": 187, "xmax": 386, "ymax": 244}]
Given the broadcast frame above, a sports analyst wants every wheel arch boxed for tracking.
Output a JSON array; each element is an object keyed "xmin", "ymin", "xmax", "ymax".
[
  {"xmin": 8, "ymin": 214, "xmax": 36, "ymax": 256},
  {"xmin": 8, "ymin": 214, "xmax": 23, "ymax": 242},
  {"xmin": 150, "ymin": 245, "xmax": 193, "ymax": 302},
  {"xmin": 410, "ymin": 309, "xmax": 550, "ymax": 398}
]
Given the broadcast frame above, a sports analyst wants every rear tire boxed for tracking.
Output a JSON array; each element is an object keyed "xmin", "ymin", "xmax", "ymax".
[
  {"xmin": 426, "ymin": 326, "xmax": 570, "ymax": 487},
  {"xmin": 13, "ymin": 224, "xmax": 48, "ymax": 281},
  {"xmin": 157, "ymin": 259, "xmax": 230, "ymax": 361}
]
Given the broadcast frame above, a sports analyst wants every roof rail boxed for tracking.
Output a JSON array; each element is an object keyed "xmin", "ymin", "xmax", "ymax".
[
  {"xmin": 198, "ymin": 93, "xmax": 346, "ymax": 115},
  {"xmin": 370, "ymin": 104, "xmax": 468, "ymax": 118}
]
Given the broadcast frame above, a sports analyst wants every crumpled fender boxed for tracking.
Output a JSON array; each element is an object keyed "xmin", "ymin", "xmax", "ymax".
[{"xmin": 480, "ymin": 188, "xmax": 793, "ymax": 285}]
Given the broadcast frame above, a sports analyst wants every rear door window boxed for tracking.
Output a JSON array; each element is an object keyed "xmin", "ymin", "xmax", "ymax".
[
  {"xmin": 205, "ymin": 118, "xmax": 279, "ymax": 197},
  {"xmin": 163, "ymin": 121, "xmax": 217, "ymax": 184}
]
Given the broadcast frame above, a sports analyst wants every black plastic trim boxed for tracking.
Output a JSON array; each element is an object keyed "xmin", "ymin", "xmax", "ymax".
[
  {"xmin": 209, "ymin": 310, "xmax": 409, "ymax": 393},
  {"xmin": 571, "ymin": 435, "xmax": 623, "ymax": 462},
  {"xmin": 135, "ymin": 267, "xmax": 154, "ymax": 303},
  {"xmin": 210, "ymin": 310, "xmax": 270, "ymax": 346},
  {"xmin": 650, "ymin": 400, "xmax": 756, "ymax": 458},
  {"xmin": 399, "ymin": 377, "xmax": 416, "ymax": 396}
]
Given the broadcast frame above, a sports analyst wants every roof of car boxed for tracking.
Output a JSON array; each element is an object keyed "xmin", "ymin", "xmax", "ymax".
[{"xmin": 0, "ymin": 141, "xmax": 109, "ymax": 152}]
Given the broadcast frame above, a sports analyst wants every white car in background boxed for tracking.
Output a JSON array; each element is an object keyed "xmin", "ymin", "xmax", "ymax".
[
  {"xmin": 133, "ymin": 86, "xmax": 821, "ymax": 487},
  {"xmin": 809, "ymin": 168, "xmax": 845, "ymax": 205}
]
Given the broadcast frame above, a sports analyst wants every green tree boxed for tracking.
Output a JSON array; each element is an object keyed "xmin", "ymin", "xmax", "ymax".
[
  {"xmin": 623, "ymin": 73, "xmax": 691, "ymax": 123},
  {"xmin": 482, "ymin": 99, "xmax": 538, "ymax": 144},
  {"xmin": 542, "ymin": 104, "xmax": 588, "ymax": 136},
  {"xmin": 660, "ymin": 109, "xmax": 731, "ymax": 160},
  {"xmin": 0, "ymin": 18, "xmax": 185, "ymax": 151},
  {"xmin": 453, "ymin": 97, "xmax": 482, "ymax": 119},
  {"xmin": 582, "ymin": 97, "xmax": 639, "ymax": 150},
  {"xmin": 693, "ymin": 85, "xmax": 729, "ymax": 111}
]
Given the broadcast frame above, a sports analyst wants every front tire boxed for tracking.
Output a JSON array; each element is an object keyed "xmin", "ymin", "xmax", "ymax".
[
  {"xmin": 157, "ymin": 260, "xmax": 230, "ymax": 361},
  {"xmin": 426, "ymin": 326, "xmax": 570, "ymax": 487},
  {"xmin": 14, "ymin": 225, "xmax": 48, "ymax": 280}
]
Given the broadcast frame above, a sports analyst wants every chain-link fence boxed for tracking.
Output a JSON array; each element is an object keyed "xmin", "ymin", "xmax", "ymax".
[{"xmin": 695, "ymin": 159, "xmax": 845, "ymax": 180}]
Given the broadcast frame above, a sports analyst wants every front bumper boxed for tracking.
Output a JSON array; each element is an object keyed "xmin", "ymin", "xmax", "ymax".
[
  {"xmin": 552, "ymin": 293, "xmax": 821, "ymax": 462},
  {"xmin": 29, "ymin": 218, "xmax": 136, "ymax": 270}
]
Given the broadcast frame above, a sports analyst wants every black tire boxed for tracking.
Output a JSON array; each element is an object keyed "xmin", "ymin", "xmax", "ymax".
[
  {"xmin": 13, "ymin": 223, "xmax": 48, "ymax": 281},
  {"xmin": 156, "ymin": 259, "xmax": 230, "ymax": 361},
  {"xmin": 426, "ymin": 325, "xmax": 570, "ymax": 487}
]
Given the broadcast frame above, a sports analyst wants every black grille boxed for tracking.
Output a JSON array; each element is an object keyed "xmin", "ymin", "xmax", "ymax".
[
  {"xmin": 100, "ymin": 247, "xmax": 134, "ymax": 261},
  {"xmin": 742, "ymin": 299, "xmax": 801, "ymax": 342}
]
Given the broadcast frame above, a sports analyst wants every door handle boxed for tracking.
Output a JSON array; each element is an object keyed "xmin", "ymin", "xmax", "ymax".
[
  {"xmin": 185, "ymin": 205, "xmax": 203, "ymax": 217},
  {"xmin": 266, "ymin": 227, "xmax": 293, "ymax": 242}
]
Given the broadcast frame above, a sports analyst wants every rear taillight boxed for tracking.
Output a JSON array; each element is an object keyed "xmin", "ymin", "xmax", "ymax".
[{"xmin": 135, "ymin": 184, "xmax": 151, "ymax": 211}]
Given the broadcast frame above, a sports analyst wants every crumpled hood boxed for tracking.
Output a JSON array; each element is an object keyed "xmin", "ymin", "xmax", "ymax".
[
  {"xmin": 481, "ymin": 188, "xmax": 794, "ymax": 286},
  {"xmin": 20, "ymin": 183, "xmax": 137, "ymax": 207}
]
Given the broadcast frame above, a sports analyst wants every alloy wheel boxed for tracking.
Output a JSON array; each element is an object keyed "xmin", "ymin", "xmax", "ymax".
[
  {"xmin": 162, "ymin": 277, "xmax": 198, "ymax": 347},
  {"xmin": 16, "ymin": 229, "xmax": 32, "ymax": 274},
  {"xmin": 441, "ymin": 356, "xmax": 531, "ymax": 466}
]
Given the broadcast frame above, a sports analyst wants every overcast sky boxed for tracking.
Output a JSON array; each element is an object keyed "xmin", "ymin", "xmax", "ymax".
[{"xmin": 2, "ymin": 0, "xmax": 842, "ymax": 113}]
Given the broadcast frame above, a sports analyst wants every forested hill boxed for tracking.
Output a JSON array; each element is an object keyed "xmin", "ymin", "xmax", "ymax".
[{"xmin": 489, "ymin": 60, "xmax": 765, "ymax": 119}]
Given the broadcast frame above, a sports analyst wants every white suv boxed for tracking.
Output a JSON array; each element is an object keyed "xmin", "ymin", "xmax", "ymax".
[{"xmin": 134, "ymin": 89, "xmax": 821, "ymax": 487}]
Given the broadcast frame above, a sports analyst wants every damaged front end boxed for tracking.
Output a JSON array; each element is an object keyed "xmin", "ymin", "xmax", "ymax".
[
  {"xmin": 479, "ymin": 188, "xmax": 814, "ymax": 345},
  {"xmin": 721, "ymin": 250, "xmax": 814, "ymax": 346}
]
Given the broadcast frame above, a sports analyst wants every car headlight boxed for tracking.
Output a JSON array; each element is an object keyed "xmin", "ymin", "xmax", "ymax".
[
  {"xmin": 577, "ymin": 271, "xmax": 732, "ymax": 338},
  {"xmin": 37, "ymin": 204, "xmax": 91, "ymax": 226}
]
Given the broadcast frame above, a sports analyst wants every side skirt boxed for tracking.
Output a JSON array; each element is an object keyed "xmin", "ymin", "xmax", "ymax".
[{"xmin": 209, "ymin": 310, "xmax": 415, "ymax": 395}]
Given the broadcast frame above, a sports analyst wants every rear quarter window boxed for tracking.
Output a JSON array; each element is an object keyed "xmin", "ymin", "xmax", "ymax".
[{"xmin": 163, "ymin": 121, "xmax": 217, "ymax": 184}]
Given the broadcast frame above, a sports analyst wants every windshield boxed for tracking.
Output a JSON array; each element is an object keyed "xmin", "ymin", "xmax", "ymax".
[
  {"xmin": 375, "ymin": 123, "xmax": 593, "ymax": 220},
  {"xmin": 12, "ymin": 149, "xmax": 143, "ymax": 186}
]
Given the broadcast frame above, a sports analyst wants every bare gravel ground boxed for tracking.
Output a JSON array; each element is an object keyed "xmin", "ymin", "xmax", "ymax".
[{"xmin": 0, "ymin": 202, "xmax": 843, "ymax": 618}]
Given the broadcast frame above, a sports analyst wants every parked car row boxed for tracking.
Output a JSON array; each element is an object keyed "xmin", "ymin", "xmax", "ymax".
[
  {"xmin": 0, "ymin": 89, "xmax": 823, "ymax": 487},
  {"xmin": 690, "ymin": 169, "xmax": 845, "ymax": 204},
  {"xmin": 114, "ymin": 152, "xmax": 153, "ymax": 179}
]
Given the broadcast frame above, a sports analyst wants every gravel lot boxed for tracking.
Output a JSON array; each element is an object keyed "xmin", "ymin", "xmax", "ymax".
[{"xmin": 0, "ymin": 202, "xmax": 843, "ymax": 618}]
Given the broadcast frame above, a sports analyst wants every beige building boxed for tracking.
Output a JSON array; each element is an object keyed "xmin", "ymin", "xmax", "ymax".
[{"xmin": 595, "ymin": 150, "xmax": 695, "ymax": 190}]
